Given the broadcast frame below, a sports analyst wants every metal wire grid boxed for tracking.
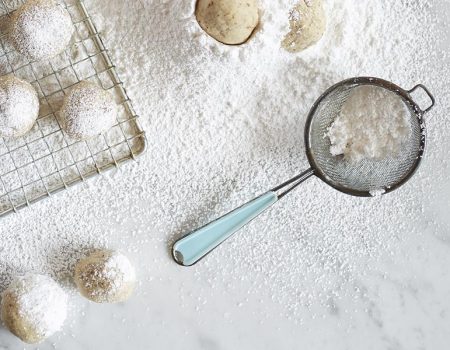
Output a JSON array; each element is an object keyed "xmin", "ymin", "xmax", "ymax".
[{"xmin": 0, "ymin": 0, "xmax": 146, "ymax": 216}]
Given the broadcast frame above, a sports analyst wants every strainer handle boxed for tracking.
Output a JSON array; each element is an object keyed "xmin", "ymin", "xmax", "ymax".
[
  {"xmin": 172, "ymin": 169, "xmax": 315, "ymax": 266},
  {"xmin": 407, "ymin": 84, "xmax": 435, "ymax": 114}
]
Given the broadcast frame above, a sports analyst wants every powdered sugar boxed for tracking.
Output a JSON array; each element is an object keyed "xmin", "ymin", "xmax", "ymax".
[
  {"xmin": 9, "ymin": 0, "xmax": 74, "ymax": 61},
  {"xmin": 104, "ymin": 252, "xmax": 136, "ymax": 283},
  {"xmin": 95, "ymin": 0, "xmax": 448, "ymax": 317},
  {"xmin": 327, "ymin": 85, "xmax": 411, "ymax": 162},
  {"xmin": 369, "ymin": 188, "xmax": 386, "ymax": 197},
  {"xmin": 0, "ymin": 0, "xmax": 447, "ymax": 343}
]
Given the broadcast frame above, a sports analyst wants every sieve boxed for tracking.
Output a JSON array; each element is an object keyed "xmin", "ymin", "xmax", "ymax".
[{"xmin": 172, "ymin": 77, "xmax": 435, "ymax": 266}]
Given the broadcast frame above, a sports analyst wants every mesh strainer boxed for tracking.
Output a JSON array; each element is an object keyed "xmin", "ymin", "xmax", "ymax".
[{"xmin": 173, "ymin": 77, "xmax": 435, "ymax": 266}]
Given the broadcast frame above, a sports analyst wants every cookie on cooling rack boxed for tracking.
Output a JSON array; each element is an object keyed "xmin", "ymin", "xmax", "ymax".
[
  {"xmin": 0, "ymin": 75, "xmax": 39, "ymax": 138},
  {"xmin": 60, "ymin": 80, "xmax": 117, "ymax": 140},
  {"xmin": 9, "ymin": 0, "xmax": 74, "ymax": 61}
]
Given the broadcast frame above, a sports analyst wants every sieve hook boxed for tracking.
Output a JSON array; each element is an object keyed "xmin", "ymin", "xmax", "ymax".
[{"xmin": 407, "ymin": 84, "xmax": 435, "ymax": 114}]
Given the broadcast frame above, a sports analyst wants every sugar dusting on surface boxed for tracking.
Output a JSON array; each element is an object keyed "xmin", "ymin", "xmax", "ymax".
[
  {"xmin": 98, "ymin": 0, "xmax": 449, "ymax": 311},
  {"xmin": 327, "ymin": 85, "xmax": 411, "ymax": 162},
  {"xmin": 0, "ymin": 0, "xmax": 448, "ymax": 346},
  {"xmin": 1, "ymin": 274, "xmax": 68, "ymax": 337}
]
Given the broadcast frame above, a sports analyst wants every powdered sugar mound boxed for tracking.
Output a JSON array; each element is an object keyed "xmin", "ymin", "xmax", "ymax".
[
  {"xmin": 0, "ymin": 75, "xmax": 39, "ymax": 138},
  {"xmin": 9, "ymin": 0, "xmax": 74, "ymax": 61},
  {"xmin": 1, "ymin": 274, "xmax": 68, "ymax": 342},
  {"xmin": 327, "ymin": 85, "xmax": 411, "ymax": 162},
  {"xmin": 60, "ymin": 80, "xmax": 117, "ymax": 140}
]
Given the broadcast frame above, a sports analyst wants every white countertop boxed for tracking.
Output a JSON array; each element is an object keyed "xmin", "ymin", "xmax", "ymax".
[{"xmin": 0, "ymin": 1, "xmax": 449, "ymax": 349}]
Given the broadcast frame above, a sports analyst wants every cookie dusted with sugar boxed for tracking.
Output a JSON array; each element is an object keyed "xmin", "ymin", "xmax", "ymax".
[
  {"xmin": 60, "ymin": 81, "xmax": 117, "ymax": 140},
  {"xmin": 74, "ymin": 250, "xmax": 136, "ymax": 304},
  {"xmin": 196, "ymin": 0, "xmax": 259, "ymax": 45},
  {"xmin": 0, "ymin": 75, "xmax": 39, "ymax": 138},
  {"xmin": 282, "ymin": 0, "xmax": 326, "ymax": 52},
  {"xmin": 9, "ymin": 0, "xmax": 74, "ymax": 61},
  {"xmin": 1, "ymin": 274, "xmax": 68, "ymax": 344}
]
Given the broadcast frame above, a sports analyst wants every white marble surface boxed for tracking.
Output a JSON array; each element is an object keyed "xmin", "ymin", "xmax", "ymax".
[{"xmin": 0, "ymin": 1, "xmax": 450, "ymax": 349}]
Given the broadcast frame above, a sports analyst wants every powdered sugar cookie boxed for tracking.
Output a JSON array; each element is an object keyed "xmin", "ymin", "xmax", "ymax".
[
  {"xmin": 0, "ymin": 75, "xmax": 39, "ymax": 138},
  {"xmin": 9, "ymin": 0, "xmax": 74, "ymax": 61},
  {"xmin": 196, "ymin": 0, "xmax": 259, "ymax": 45},
  {"xmin": 74, "ymin": 250, "xmax": 136, "ymax": 303},
  {"xmin": 1, "ymin": 274, "xmax": 68, "ymax": 344},
  {"xmin": 60, "ymin": 81, "xmax": 117, "ymax": 140},
  {"xmin": 282, "ymin": 0, "xmax": 326, "ymax": 52}
]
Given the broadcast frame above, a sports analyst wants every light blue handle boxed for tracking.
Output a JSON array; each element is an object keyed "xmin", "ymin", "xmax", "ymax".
[{"xmin": 172, "ymin": 192, "xmax": 278, "ymax": 266}]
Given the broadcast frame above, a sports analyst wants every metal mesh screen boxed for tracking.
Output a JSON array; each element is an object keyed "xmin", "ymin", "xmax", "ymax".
[
  {"xmin": 0, "ymin": 0, "xmax": 146, "ymax": 216},
  {"xmin": 308, "ymin": 82, "xmax": 423, "ymax": 194}
]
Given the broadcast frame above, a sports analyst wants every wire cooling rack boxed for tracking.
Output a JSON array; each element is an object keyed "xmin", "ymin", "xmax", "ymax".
[{"xmin": 0, "ymin": 0, "xmax": 146, "ymax": 216}]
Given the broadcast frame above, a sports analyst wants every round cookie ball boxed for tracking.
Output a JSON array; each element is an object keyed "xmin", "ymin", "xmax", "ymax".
[
  {"xmin": 0, "ymin": 75, "xmax": 39, "ymax": 138},
  {"xmin": 196, "ymin": 0, "xmax": 259, "ymax": 45},
  {"xmin": 282, "ymin": 0, "xmax": 326, "ymax": 52},
  {"xmin": 74, "ymin": 250, "xmax": 136, "ymax": 303},
  {"xmin": 1, "ymin": 274, "xmax": 68, "ymax": 344},
  {"xmin": 60, "ymin": 81, "xmax": 117, "ymax": 140},
  {"xmin": 9, "ymin": 0, "xmax": 74, "ymax": 61}
]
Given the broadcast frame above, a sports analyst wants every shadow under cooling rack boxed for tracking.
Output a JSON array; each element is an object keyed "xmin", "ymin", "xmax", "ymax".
[{"xmin": 0, "ymin": 0, "xmax": 146, "ymax": 216}]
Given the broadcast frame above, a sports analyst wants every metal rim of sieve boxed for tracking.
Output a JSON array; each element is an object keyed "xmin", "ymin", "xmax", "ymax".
[{"xmin": 304, "ymin": 77, "xmax": 435, "ymax": 197}]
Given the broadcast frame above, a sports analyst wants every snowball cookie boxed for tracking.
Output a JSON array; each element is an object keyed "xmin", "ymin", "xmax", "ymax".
[
  {"xmin": 0, "ymin": 75, "xmax": 39, "ymax": 138},
  {"xmin": 60, "ymin": 81, "xmax": 117, "ymax": 140},
  {"xmin": 1, "ymin": 274, "xmax": 68, "ymax": 344},
  {"xmin": 74, "ymin": 250, "xmax": 136, "ymax": 303},
  {"xmin": 196, "ymin": 0, "xmax": 259, "ymax": 45},
  {"xmin": 9, "ymin": 0, "xmax": 74, "ymax": 61},
  {"xmin": 282, "ymin": 0, "xmax": 326, "ymax": 53}
]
